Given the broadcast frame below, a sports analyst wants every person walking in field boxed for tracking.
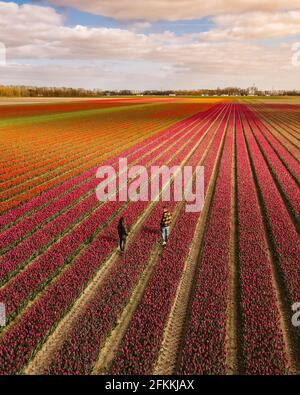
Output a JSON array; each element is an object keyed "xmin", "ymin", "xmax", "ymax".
[
  {"xmin": 118, "ymin": 217, "xmax": 128, "ymax": 252},
  {"xmin": 160, "ymin": 207, "xmax": 172, "ymax": 246}
]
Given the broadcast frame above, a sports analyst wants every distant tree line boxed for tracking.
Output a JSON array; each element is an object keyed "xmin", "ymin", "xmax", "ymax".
[{"xmin": 0, "ymin": 85, "xmax": 299, "ymax": 97}]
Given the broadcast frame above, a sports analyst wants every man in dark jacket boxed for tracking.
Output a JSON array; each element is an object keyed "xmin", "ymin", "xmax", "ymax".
[
  {"xmin": 117, "ymin": 217, "xmax": 128, "ymax": 252},
  {"xmin": 160, "ymin": 207, "xmax": 172, "ymax": 246}
]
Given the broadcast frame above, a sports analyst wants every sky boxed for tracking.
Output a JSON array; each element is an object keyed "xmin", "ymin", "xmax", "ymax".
[{"xmin": 0, "ymin": 0, "xmax": 300, "ymax": 90}]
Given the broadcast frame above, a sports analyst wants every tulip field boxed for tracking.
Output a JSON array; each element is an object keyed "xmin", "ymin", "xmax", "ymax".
[{"xmin": 0, "ymin": 97, "xmax": 299, "ymax": 375}]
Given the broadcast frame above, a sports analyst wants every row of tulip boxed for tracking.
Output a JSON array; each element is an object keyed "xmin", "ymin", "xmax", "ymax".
[
  {"xmin": 0, "ymin": 99, "xmax": 143, "ymax": 120},
  {"xmin": 176, "ymin": 106, "xmax": 235, "ymax": 374},
  {"xmin": 249, "ymin": 110, "xmax": 300, "ymax": 181},
  {"xmin": 44, "ymin": 105, "xmax": 232, "ymax": 375},
  {"xmin": 245, "ymin": 110, "xmax": 299, "ymax": 224},
  {"xmin": 236, "ymin": 105, "xmax": 288, "ymax": 374},
  {"xmin": 0, "ymin": 106, "xmax": 221, "ymax": 324},
  {"xmin": 254, "ymin": 108, "xmax": 300, "ymax": 158},
  {"xmin": 110, "ymin": 106, "xmax": 232, "ymax": 374},
  {"xmin": 0, "ymin": 105, "xmax": 220, "ymax": 285},
  {"xmin": 0, "ymin": 128, "xmax": 137, "ymax": 189},
  {"xmin": 0, "ymin": 104, "xmax": 222, "ymax": 374},
  {"xmin": 0, "ymin": 104, "xmax": 206, "ymax": 212},
  {"xmin": 0, "ymin": 103, "xmax": 219, "ymax": 227},
  {"xmin": 240, "ymin": 106, "xmax": 300, "ymax": 362},
  {"xmin": 1, "ymin": 104, "xmax": 221, "ymax": 250},
  {"xmin": 0, "ymin": 109, "xmax": 181, "ymax": 186},
  {"xmin": 0, "ymin": 102, "xmax": 204, "ymax": 179},
  {"xmin": 0, "ymin": 118, "xmax": 171, "ymax": 202}
]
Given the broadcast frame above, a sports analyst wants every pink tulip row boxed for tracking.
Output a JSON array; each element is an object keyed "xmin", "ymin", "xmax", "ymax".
[
  {"xmin": 0, "ymin": 106, "xmax": 222, "ymax": 325},
  {"xmin": 235, "ymin": 105, "xmax": 288, "ymax": 374},
  {"xmin": 44, "ymin": 105, "xmax": 232, "ymax": 375},
  {"xmin": 0, "ymin": 104, "xmax": 221, "ymax": 230},
  {"xmin": 249, "ymin": 110, "xmax": 300, "ymax": 181},
  {"xmin": 176, "ymin": 106, "xmax": 235, "ymax": 375},
  {"xmin": 0, "ymin": 105, "xmax": 223, "ymax": 374},
  {"xmin": 0, "ymin": 104, "xmax": 222, "ymax": 251},
  {"xmin": 110, "ymin": 107, "xmax": 233, "ymax": 374},
  {"xmin": 240, "ymin": 106, "xmax": 300, "ymax": 362},
  {"xmin": 257, "ymin": 112, "xmax": 300, "ymax": 158},
  {"xmin": 244, "ymin": 110, "xmax": 299, "ymax": 225},
  {"xmin": 0, "ymin": 106, "xmax": 222, "ymax": 287}
]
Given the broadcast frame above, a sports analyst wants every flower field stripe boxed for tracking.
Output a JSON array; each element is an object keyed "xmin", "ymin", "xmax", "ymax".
[
  {"xmin": 0, "ymin": 106, "xmax": 224, "ymax": 242},
  {"xmin": 248, "ymin": 106, "xmax": 300, "ymax": 160},
  {"xmin": 108, "ymin": 106, "xmax": 232, "ymax": 375},
  {"xmin": 248, "ymin": 111, "xmax": 300, "ymax": 182},
  {"xmin": 0, "ymin": 105, "xmax": 226, "ymax": 320},
  {"xmin": 236, "ymin": 105, "xmax": 292, "ymax": 373},
  {"xmin": 0, "ymin": 106, "xmax": 225, "ymax": 289},
  {"xmin": 26, "ymin": 106, "xmax": 226, "ymax": 374},
  {"xmin": 243, "ymin": 108, "xmax": 300, "ymax": 228},
  {"xmin": 167, "ymin": 106, "xmax": 234, "ymax": 375},
  {"xmin": 0, "ymin": 101, "xmax": 211, "ymax": 168},
  {"xmin": 0, "ymin": 103, "xmax": 211, "ymax": 212},
  {"xmin": 0, "ymin": 128, "xmax": 142, "ymax": 188},
  {"xmin": 0, "ymin": 116, "xmax": 189, "ymax": 228},
  {"xmin": 0, "ymin": 101, "xmax": 213, "ymax": 172},
  {"xmin": 241, "ymin": 104, "xmax": 300, "ymax": 300},
  {"xmin": 250, "ymin": 103, "xmax": 300, "ymax": 138},
  {"xmin": 247, "ymin": 103, "xmax": 300, "ymax": 151},
  {"xmin": 257, "ymin": 109, "xmax": 300, "ymax": 140},
  {"xmin": 41, "ymin": 105, "xmax": 232, "ymax": 375},
  {"xmin": 0, "ymin": 107, "xmax": 225, "ymax": 328},
  {"xmin": 0, "ymin": 105, "xmax": 228, "ymax": 375},
  {"xmin": 0, "ymin": 104, "xmax": 223, "ymax": 225},
  {"xmin": 0, "ymin": 120, "xmax": 174, "ymax": 200},
  {"xmin": 0, "ymin": 98, "xmax": 152, "ymax": 120},
  {"xmin": 0, "ymin": 108, "xmax": 194, "ymax": 188}
]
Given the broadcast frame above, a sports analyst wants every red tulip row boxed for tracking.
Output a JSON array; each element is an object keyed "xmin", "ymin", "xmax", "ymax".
[
  {"xmin": 0, "ymin": 106, "xmax": 221, "ymax": 289},
  {"xmin": 44, "ymin": 105, "xmax": 232, "ymax": 375},
  {"xmin": 248, "ymin": 109, "xmax": 300, "ymax": 181},
  {"xmin": 240, "ymin": 106, "xmax": 300, "ymax": 353},
  {"xmin": 110, "ymin": 107, "xmax": 232, "ymax": 374},
  {"xmin": 253, "ymin": 109, "xmax": 300, "ymax": 158},
  {"xmin": 244, "ymin": 109, "xmax": 300, "ymax": 223},
  {"xmin": 1, "ymin": 104, "xmax": 221, "ymax": 252},
  {"xmin": 0, "ymin": 103, "xmax": 219, "ymax": 229},
  {"xmin": 0, "ymin": 106, "xmax": 222, "ymax": 326},
  {"xmin": 236, "ymin": 105, "xmax": 288, "ymax": 374},
  {"xmin": 0, "ymin": 105, "xmax": 223, "ymax": 374},
  {"xmin": 177, "ymin": 105, "xmax": 235, "ymax": 375},
  {"xmin": 0, "ymin": 104, "xmax": 208, "ymax": 213}
]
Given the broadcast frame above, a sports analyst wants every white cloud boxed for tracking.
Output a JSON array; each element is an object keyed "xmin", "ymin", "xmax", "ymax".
[
  {"xmin": 47, "ymin": 0, "xmax": 300, "ymax": 21},
  {"xmin": 202, "ymin": 11, "xmax": 300, "ymax": 40},
  {"xmin": 0, "ymin": 1, "xmax": 299, "ymax": 90}
]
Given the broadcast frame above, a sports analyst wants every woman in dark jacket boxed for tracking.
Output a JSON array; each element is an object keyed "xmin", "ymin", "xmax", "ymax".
[{"xmin": 117, "ymin": 217, "xmax": 128, "ymax": 252}]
